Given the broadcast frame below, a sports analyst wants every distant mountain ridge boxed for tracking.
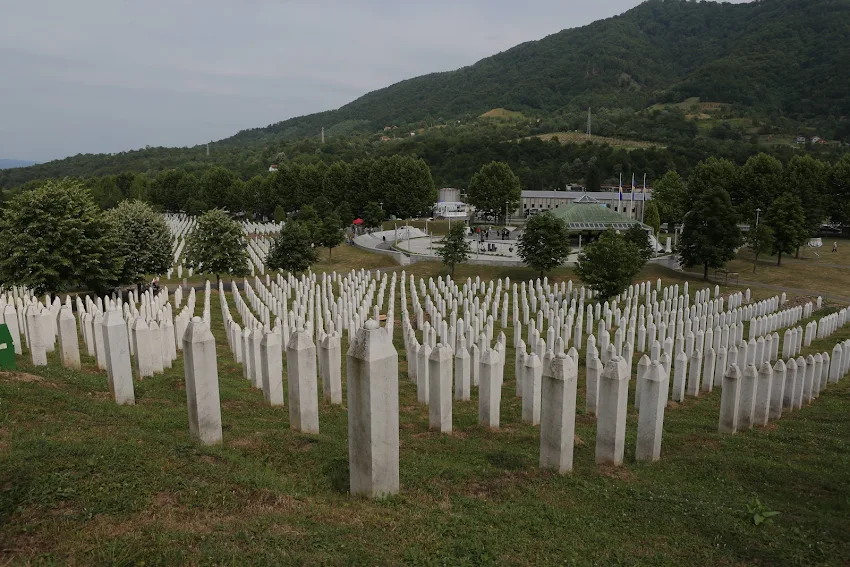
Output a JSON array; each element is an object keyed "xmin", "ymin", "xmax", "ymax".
[
  {"xmin": 227, "ymin": 0, "xmax": 848, "ymax": 143},
  {"xmin": 0, "ymin": 159, "xmax": 38, "ymax": 170},
  {"xmin": 2, "ymin": 0, "xmax": 848, "ymax": 187}
]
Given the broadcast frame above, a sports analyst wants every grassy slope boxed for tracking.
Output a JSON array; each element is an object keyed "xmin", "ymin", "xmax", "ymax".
[
  {"xmin": 1, "ymin": 266, "xmax": 850, "ymax": 564},
  {"xmin": 717, "ymin": 237, "xmax": 850, "ymax": 301}
]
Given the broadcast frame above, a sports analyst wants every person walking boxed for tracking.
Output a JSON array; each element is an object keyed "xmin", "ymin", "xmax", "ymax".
[{"xmin": 833, "ymin": 241, "xmax": 838, "ymax": 253}]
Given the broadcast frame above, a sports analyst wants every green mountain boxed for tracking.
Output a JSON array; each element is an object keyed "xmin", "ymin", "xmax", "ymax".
[
  {"xmin": 0, "ymin": 159, "xmax": 38, "ymax": 170},
  {"xmin": 3, "ymin": 0, "xmax": 848, "ymax": 188},
  {"xmin": 233, "ymin": 0, "xmax": 848, "ymax": 140}
]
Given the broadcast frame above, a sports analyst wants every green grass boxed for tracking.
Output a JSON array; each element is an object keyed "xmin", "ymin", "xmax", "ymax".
[
  {"xmin": 525, "ymin": 131, "xmax": 663, "ymax": 150},
  {"xmin": 480, "ymin": 108, "xmax": 526, "ymax": 120},
  {"xmin": 2, "ymin": 271, "xmax": 850, "ymax": 564}
]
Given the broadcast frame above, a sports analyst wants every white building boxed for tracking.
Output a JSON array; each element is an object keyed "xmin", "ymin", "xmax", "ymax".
[
  {"xmin": 433, "ymin": 188, "xmax": 471, "ymax": 220},
  {"xmin": 514, "ymin": 189, "xmax": 651, "ymax": 222}
]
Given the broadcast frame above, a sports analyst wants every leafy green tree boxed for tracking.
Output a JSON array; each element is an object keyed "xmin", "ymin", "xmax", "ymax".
[
  {"xmin": 765, "ymin": 192, "xmax": 807, "ymax": 266},
  {"xmin": 335, "ymin": 202, "xmax": 355, "ymax": 225},
  {"xmin": 644, "ymin": 201, "xmax": 661, "ymax": 238},
  {"xmin": 576, "ymin": 230, "xmax": 643, "ymax": 300},
  {"xmin": 467, "ymin": 161, "xmax": 521, "ymax": 223},
  {"xmin": 678, "ymin": 185, "xmax": 742, "ymax": 280},
  {"xmin": 828, "ymin": 154, "xmax": 850, "ymax": 226},
  {"xmin": 735, "ymin": 153, "xmax": 784, "ymax": 221},
  {"xmin": 732, "ymin": 152, "xmax": 787, "ymax": 220},
  {"xmin": 372, "ymin": 155, "xmax": 436, "ymax": 218},
  {"xmin": 362, "ymin": 201, "xmax": 385, "ymax": 228},
  {"xmin": 244, "ymin": 175, "xmax": 271, "ymax": 219},
  {"xmin": 323, "ymin": 161, "xmax": 351, "ymax": 205},
  {"xmin": 200, "ymin": 166, "xmax": 238, "ymax": 211},
  {"xmin": 437, "ymin": 223, "xmax": 471, "ymax": 275},
  {"xmin": 0, "ymin": 179, "xmax": 122, "ymax": 294},
  {"xmin": 745, "ymin": 223, "xmax": 774, "ymax": 272},
  {"xmin": 517, "ymin": 212, "xmax": 571, "ymax": 276},
  {"xmin": 316, "ymin": 214, "xmax": 344, "ymax": 257},
  {"xmin": 584, "ymin": 163, "xmax": 601, "ymax": 192},
  {"xmin": 104, "ymin": 200, "xmax": 173, "ymax": 287},
  {"xmin": 623, "ymin": 224, "xmax": 653, "ymax": 263},
  {"xmin": 787, "ymin": 155, "xmax": 829, "ymax": 243},
  {"xmin": 184, "ymin": 209, "xmax": 249, "ymax": 283},
  {"xmin": 151, "ymin": 169, "xmax": 196, "ymax": 212},
  {"xmin": 687, "ymin": 157, "xmax": 738, "ymax": 205},
  {"xmin": 177, "ymin": 173, "xmax": 204, "ymax": 214},
  {"xmin": 273, "ymin": 205, "xmax": 287, "ymax": 223},
  {"xmin": 651, "ymin": 171, "xmax": 687, "ymax": 228},
  {"xmin": 266, "ymin": 221, "xmax": 318, "ymax": 273},
  {"xmin": 296, "ymin": 204, "xmax": 320, "ymax": 225}
]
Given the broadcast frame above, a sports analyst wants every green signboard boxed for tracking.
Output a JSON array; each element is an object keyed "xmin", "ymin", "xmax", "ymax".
[{"xmin": 0, "ymin": 324, "xmax": 15, "ymax": 370}]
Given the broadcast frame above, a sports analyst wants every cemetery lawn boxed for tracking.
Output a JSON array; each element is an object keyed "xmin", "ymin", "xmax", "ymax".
[
  {"xmin": 2, "ymin": 286, "xmax": 850, "ymax": 564},
  {"xmin": 725, "ymin": 238, "xmax": 850, "ymax": 301}
]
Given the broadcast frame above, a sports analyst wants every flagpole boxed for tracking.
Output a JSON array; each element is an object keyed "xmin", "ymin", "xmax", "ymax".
[{"xmin": 618, "ymin": 173, "xmax": 623, "ymax": 212}]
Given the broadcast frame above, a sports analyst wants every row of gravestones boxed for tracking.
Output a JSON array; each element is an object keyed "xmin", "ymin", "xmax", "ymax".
[{"xmin": 2, "ymin": 272, "xmax": 848, "ymax": 499}]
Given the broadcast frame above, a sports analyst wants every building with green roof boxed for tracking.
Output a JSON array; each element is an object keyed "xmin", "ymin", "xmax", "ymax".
[{"xmin": 545, "ymin": 195, "xmax": 650, "ymax": 244}]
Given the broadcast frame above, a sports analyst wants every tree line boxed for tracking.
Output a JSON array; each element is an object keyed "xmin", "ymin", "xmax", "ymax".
[{"xmin": 653, "ymin": 153, "xmax": 850, "ymax": 231}]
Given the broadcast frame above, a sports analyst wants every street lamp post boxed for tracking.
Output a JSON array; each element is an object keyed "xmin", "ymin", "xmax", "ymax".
[
  {"xmin": 505, "ymin": 201, "xmax": 509, "ymax": 227},
  {"xmin": 755, "ymin": 207, "xmax": 762, "ymax": 228}
]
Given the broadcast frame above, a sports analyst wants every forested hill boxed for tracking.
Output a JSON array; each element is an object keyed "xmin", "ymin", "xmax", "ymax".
[
  {"xmin": 3, "ymin": 0, "xmax": 849, "ymax": 188},
  {"xmin": 229, "ymin": 0, "xmax": 850, "ymax": 141}
]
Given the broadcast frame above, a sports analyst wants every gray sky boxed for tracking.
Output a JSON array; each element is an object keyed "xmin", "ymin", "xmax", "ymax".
[{"xmin": 1, "ymin": 0, "xmax": 747, "ymax": 162}]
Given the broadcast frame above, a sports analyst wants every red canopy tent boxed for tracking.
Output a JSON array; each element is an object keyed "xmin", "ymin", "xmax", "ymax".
[{"xmin": 352, "ymin": 218, "xmax": 364, "ymax": 225}]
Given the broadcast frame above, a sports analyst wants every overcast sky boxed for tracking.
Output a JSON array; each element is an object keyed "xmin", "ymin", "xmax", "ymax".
[{"xmin": 1, "ymin": 0, "xmax": 748, "ymax": 163}]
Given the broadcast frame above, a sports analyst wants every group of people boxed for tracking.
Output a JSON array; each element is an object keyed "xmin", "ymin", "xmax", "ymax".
[{"xmin": 474, "ymin": 226, "xmax": 512, "ymax": 242}]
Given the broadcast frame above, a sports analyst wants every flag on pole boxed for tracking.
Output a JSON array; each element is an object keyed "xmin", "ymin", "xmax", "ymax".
[
  {"xmin": 643, "ymin": 173, "xmax": 647, "ymax": 200},
  {"xmin": 630, "ymin": 173, "xmax": 635, "ymax": 218},
  {"xmin": 618, "ymin": 173, "xmax": 623, "ymax": 201}
]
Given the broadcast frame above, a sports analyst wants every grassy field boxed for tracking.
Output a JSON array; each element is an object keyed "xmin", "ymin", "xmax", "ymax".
[
  {"xmin": 480, "ymin": 108, "xmax": 526, "ymax": 120},
  {"xmin": 525, "ymin": 131, "xmax": 663, "ymax": 150},
  {"xmin": 2, "ymin": 262, "xmax": 850, "ymax": 564},
  {"xmin": 720, "ymin": 238, "xmax": 850, "ymax": 301}
]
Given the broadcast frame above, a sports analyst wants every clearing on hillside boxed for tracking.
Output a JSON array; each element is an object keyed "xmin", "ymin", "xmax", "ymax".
[
  {"xmin": 648, "ymin": 97, "xmax": 725, "ymax": 116},
  {"xmin": 480, "ymin": 108, "xmax": 526, "ymax": 120},
  {"xmin": 526, "ymin": 131, "xmax": 664, "ymax": 150}
]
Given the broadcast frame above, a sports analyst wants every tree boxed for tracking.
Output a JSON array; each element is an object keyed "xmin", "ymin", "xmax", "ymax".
[
  {"xmin": 200, "ymin": 166, "xmax": 238, "ymax": 211},
  {"xmin": 184, "ymin": 209, "xmax": 249, "ymax": 283},
  {"xmin": 576, "ymin": 230, "xmax": 643, "ymax": 300},
  {"xmin": 437, "ymin": 222, "xmax": 471, "ymax": 275},
  {"xmin": 517, "ymin": 212, "xmax": 570, "ymax": 276},
  {"xmin": 765, "ymin": 193, "xmax": 807, "ymax": 266},
  {"xmin": 828, "ymin": 154, "xmax": 850, "ymax": 226},
  {"xmin": 315, "ymin": 214, "xmax": 344, "ymax": 257},
  {"xmin": 687, "ymin": 157, "xmax": 738, "ymax": 205},
  {"xmin": 787, "ymin": 155, "xmax": 829, "ymax": 246},
  {"xmin": 104, "ymin": 200, "xmax": 173, "ymax": 287},
  {"xmin": 678, "ymin": 185, "xmax": 742, "ymax": 280},
  {"xmin": 467, "ymin": 161, "xmax": 521, "ymax": 223},
  {"xmin": 745, "ymin": 223, "xmax": 774, "ymax": 272},
  {"xmin": 644, "ymin": 201, "xmax": 661, "ymax": 238},
  {"xmin": 362, "ymin": 201, "xmax": 384, "ymax": 228},
  {"xmin": 0, "ymin": 179, "xmax": 122, "ymax": 295},
  {"xmin": 623, "ymin": 225, "xmax": 653, "ymax": 263},
  {"xmin": 266, "ymin": 221, "xmax": 318, "ymax": 273},
  {"xmin": 584, "ymin": 163, "xmax": 601, "ymax": 192},
  {"xmin": 371, "ymin": 155, "xmax": 436, "ymax": 218},
  {"xmin": 651, "ymin": 171, "xmax": 687, "ymax": 228},
  {"xmin": 273, "ymin": 205, "xmax": 287, "ymax": 223},
  {"xmin": 736, "ymin": 153, "xmax": 784, "ymax": 221}
]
